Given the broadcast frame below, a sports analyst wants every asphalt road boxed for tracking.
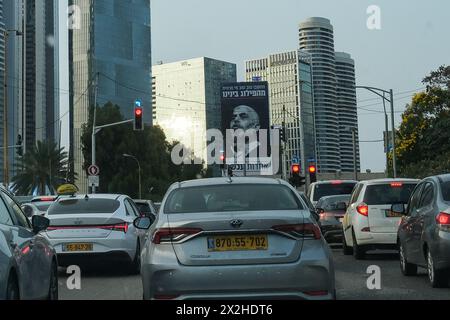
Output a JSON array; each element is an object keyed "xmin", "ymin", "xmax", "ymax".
[{"xmin": 58, "ymin": 247, "xmax": 450, "ymax": 300}]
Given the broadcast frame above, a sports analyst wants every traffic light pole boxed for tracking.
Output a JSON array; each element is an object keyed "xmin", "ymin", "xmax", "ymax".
[{"xmin": 91, "ymin": 119, "xmax": 134, "ymax": 194}]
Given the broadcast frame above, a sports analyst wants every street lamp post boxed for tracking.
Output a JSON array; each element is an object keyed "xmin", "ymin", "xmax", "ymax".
[
  {"xmin": 2, "ymin": 29, "xmax": 23, "ymax": 188},
  {"xmin": 123, "ymin": 154, "xmax": 141, "ymax": 199},
  {"xmin": 355, "ymin": 86, "xmax": 397, "ymax": 178}
]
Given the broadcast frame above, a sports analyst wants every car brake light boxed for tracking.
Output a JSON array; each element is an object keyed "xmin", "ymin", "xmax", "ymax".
[
  {"xmin": 390, "ymin": 182, "xmax": 403, "ymax": 188},
  {"xmin": 47, "ymin": 223, "xmax": 129, "ymax": 233},
  {"xmin": 436, "ymin": 212, "xmax": 450, "ymax": 231},
  {"xmin": 357, "ymin": 203, "xmax": 369, "ymax": 216},
  {"xmin": 331, "ymin": 180, "xmax": 342, "ymax": 185},
  {"xmin": 273, "ymin": 224, "xmax": 321, "ymax": 240},
  {"xmin": 152, "ymin": 228, "xmax": 203, "ymax": 244}
]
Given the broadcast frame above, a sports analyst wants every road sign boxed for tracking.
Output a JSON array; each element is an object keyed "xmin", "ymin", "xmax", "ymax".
[
  {"xmin": 88, "ymin": 165, "xmax": 100, "ymax": 176},
  {"xmin": 292, "ymin": 157, "xmax": 299, "ymax": 164},
  {"xmin": 88, "ymin": 175, "xmax": 100, "ymax": 187}
]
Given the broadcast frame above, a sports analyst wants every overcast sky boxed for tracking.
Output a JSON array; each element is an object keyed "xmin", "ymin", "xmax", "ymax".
[{"xmin": 151, "ymin": 0, "xmax": 450, "ymax": 172}]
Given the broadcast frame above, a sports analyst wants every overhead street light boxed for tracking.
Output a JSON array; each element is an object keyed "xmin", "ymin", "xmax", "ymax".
[{"xmin": 123, "ymin": 153, "xmax": 142, "ymax": 200}]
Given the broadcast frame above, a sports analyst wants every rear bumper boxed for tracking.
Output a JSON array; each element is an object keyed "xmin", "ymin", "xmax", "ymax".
[
  {"xmin": 142, "ymin": 240, "xmax": 335, "ymax": 300},
  {"xmin": 431, "ymin": 231, "xmax": 450, "ymax": 270},
  {"xmin": 355, "ymin": 231, "xmax": 398, "ymax": 246},
  {"xmin": 320, "ymin": 222, "xmax": 343, "ymax": 243},
  {"xmin": 45, "ymin": 235, "xmax": 136, "ymax": 266},
  {"xmin": 57, "ymin": 251, "xmax": 133, "ymax": 267}
]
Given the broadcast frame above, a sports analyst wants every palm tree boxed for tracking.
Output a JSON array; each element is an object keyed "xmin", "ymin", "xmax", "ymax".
[{"xmin": 12, "ymin": 141, "xmax": 70, "ymax": 196}]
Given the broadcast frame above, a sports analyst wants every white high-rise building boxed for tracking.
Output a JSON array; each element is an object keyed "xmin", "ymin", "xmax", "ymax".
[
  {"xmin": 246, "ymin": 50, "xmax": 316, "ymax": 178},
  {"xmin": 152, "ymin": 57, "xmax": 236, "ymax": 165},
  {"xmin": 299, "ymin": 17, "xmax": 360, "ymax": 173}
]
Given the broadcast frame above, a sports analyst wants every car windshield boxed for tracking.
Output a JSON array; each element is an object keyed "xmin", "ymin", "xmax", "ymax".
[
  {"xmin": 47, "ymin": 198, "xmax": 121, "ymax": 215},
  {"xmin": 441, "ymin": 181, "xmax": 450, "ymax": 202},
  {"xmin": 34, "ymin": 202, "xmax": 52, "ymax": 212},
  {"xmin": 165, "ymin": 184, "xmax": 303, "ymax": 214},
  {"xmin": 313, "ymin": 183, "xmax": 356, "ymax": 201},
  {"xmin": 364, "ymin": 183, "xmax": 417, "ymax": 205}
]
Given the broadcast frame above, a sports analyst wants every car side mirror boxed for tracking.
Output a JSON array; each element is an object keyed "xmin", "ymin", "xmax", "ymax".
[
  {"xmin": 336, "ymin": 202, "xmax": 347, "ymax": 211},
  {"xmin": 134, "ymin": 217, "xmax": 152, "ymax": 230},
  {"xmin": 32, "ymin": 215, "xmax": 50, "ymax": 234},
  {"xmin": 391, "ymin": 203, "xmax": 406, "ymax": 215}
]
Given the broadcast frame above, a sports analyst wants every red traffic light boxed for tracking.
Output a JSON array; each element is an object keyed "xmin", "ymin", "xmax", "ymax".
[
  {"xmin": 292, "ymin": 164, "xmax": 300, "ymax": 174},
  {"xmin": 309, "ymin": 165, "xmax": 317, "ymax": 174},
  {"xmin": 135, "ymin": 108, "xmax": 143, "ymax": 117}
]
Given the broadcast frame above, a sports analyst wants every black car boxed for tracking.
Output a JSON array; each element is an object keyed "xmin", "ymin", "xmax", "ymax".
[
  {"xmin": 315, "ymin": 195, "xmax": 350, "ymax": 244},
  {"xmin": 396, "ymin": 174, "xmax": 450, "ymax": 288},
  {"xmin": 133, "ymin": 199, "xmax": 157, "ymax": 224}
]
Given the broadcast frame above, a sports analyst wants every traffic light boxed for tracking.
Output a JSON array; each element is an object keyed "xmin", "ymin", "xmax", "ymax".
[
  {"xmin": 219, "ymin": 151, "xmax": 225, "ymax": 170},
  {"xmin": 134, "ymin": 100, "xmax": 144, "ymax": 131},
  {"xmin": 309, "ymin": 164, "xmax": 317, "ymax": 183},
  {"xmin": 289, "ymin": 164, "xmax": 305, "ymax": 188},
  {"xmin": 17, "ymin": 134, "xmax": 23, "ymax": 157},
  {"xmin": 280, "ymin": 127, "xmax": 286, "ymax": 142}
]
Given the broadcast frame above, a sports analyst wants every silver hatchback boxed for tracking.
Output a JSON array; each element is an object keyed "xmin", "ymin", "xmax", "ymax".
[{"xmin": 136, "ymin": 177, "xmax": 335, "ymax": 300}]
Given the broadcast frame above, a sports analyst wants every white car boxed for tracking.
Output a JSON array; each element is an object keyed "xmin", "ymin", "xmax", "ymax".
[
  {"xmin": 342, "ymin": 179, "xmax": 419, "ymax": 259},
  {"xmin": 43, "ymin": 194, "xmax": 148, "ymax": 273}
]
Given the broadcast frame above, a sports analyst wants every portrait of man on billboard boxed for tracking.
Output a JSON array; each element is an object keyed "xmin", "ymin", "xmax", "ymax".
[{"xmin": 230, "ymin": 105, "xmax": 261, "ymax": 131}]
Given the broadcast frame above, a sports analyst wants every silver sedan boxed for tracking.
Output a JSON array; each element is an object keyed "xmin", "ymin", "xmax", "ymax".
[
  {"xmin": 0, "ymin": 188, "xmax": 58, "ymax": 300},
  {"xmin": 136, "ymin": 177, "xmax": 335, "ymax": 300}
]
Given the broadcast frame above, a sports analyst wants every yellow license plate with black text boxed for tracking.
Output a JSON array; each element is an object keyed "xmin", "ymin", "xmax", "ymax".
[
  {"xmin": 63, "ymin": 243, "xmax": 93, "ymax": 252},
  {"xmin": 208, "ymin": 235, "xmax": 268, "ymax": 252}
]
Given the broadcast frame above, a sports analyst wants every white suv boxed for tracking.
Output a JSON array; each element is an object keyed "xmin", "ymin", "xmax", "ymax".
[{"xmin": 342, "ymin": 179, "xmax": 419, "ymax": 259}]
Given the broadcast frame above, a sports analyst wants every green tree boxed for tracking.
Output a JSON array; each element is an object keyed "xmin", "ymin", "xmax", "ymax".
[
  {"xmin": 81, "ymin": 102, "xmax": 206, "ymax": 200},
  {"xmin": 12, "ymin": 141, "xmax": 69, "ymax": 195},
  {"xmin": 396, "ymin": 65, "xmax": 450, "ymax": 178}
]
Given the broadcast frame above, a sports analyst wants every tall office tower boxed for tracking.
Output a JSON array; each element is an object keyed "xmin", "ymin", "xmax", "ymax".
[
  {"xmin": 1, "ymin": 0, "xmax": 25, "ymax": 186},
  {"xmin": 23, "ymin": 0, "xmax": 70, "ymax": 175},
  {"xmin": 299, "ymin": 17, "xmax": 340, "ymax": 173},
  {"xmin": 152, "ymin": 57, "xmax": 237, "ymax": 165},
  {"xmin": 70, "ymin": 0, "xmax": 152, "ymax": 192},
  {"xmin": 245, "ymin": 50, "xmax": 316, "ymax": 179},
  {"xmin": 335, "ymin": 52, "xmax": 360, "ymax": 172}
]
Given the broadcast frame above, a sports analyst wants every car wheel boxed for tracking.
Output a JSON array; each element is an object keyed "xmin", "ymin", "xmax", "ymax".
[
  {"xmin": 130, "ymin": 241, "xmax": 141, "ymax": 275},
  {"xmin": 6, "ymin": 274, "xmax": 20, "ymax": 300},
  {"xmin": 47, "ymin": 262, "xmax": 59, "ymax": 300},
  {"xmin": 427, "ymin": 249, "xmax": 449, "ymax": 288},
  {"xmin": 342, "ymin": 232, "xmax": 353, "ymax": 255},
  {"xmin": 352, "ymin": 230, "xmax": 365, "ymax": 260},
  {"xmin": 399, "ymin": 243, "xmax": 417, "ymax": 276}
]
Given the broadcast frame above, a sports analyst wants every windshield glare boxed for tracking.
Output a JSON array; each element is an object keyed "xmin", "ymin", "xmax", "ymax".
[{"xmin": 165, "ymin": 184, "xmax": 303, "ymax": 213}]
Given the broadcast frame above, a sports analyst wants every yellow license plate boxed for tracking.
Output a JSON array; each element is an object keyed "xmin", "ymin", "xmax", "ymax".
[
  {"xmin": 385, "ymin": 210, "xmax": 403, "ymax": 218},
  {"xmin": 63, "ymin": 243, "xmax": 93, "ymax": 252},
  {"xmin": 208, "ymin": 235, "xmax": 268, "ymax": 252}
]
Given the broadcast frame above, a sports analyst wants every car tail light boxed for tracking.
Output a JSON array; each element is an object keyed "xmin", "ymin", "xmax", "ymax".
[
  {"xmin": 152, "ymin": 228, "xmax": 203, "ymax": 244},
  {"xmin": 436, "ymin": 212, "xmax": 450, "ymax": 231},
  {"xmin": 391, "ymin": 182, "xmax": 403, "ymax": 188},
  {"xmin": 357, "ymin": 203, "xmax": 369, "ymax": 217},
  {"xmin": 273, "ymin": 224, "xmax": 322, "ymax": 240},
  {"xmin": 47, "ymin": 223, "xmax": 129, "ymax": 233}
]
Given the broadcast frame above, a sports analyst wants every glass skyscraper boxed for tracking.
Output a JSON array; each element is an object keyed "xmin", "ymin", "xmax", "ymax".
[{"xmin": 70, "ymin": 0, "xmax": 152, "ymax": 192}]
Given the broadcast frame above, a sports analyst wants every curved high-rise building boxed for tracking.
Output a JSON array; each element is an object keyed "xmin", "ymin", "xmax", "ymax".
[
  {"xmin": 299, "ymin": 17, "xmax": 340, "ymax": 173},
  {"xmin": 335, "ymin": 52, "xmax": 360, "ymax": 172}
]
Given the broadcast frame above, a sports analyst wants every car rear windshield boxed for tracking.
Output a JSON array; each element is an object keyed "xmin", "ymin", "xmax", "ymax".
[
  {"xmin": 441, "ymin": 181, "xmax": 450, "ymax": 202},
  {"xmin": 165, "ymin": 184, "xmax": 304, "ymax": 214},
  {"xmin": 47, "ymin": 199, "xmax": 121, "ymax": 215},
  {"xmin": 135, "ymin": 203, "xmax": 152, "ymax": 214},
  {"xmin": 364, "ymin": 183, "xmax": 417, "ymax": 205},
  {"xmin": 313, "ymin": 183, "xmax": 356, "ymax": 201}
]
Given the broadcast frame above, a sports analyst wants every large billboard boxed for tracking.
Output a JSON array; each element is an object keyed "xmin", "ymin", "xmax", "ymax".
[{"xmin": 221, "ymin": 82, "xmax": 278, "ymax": 176}]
